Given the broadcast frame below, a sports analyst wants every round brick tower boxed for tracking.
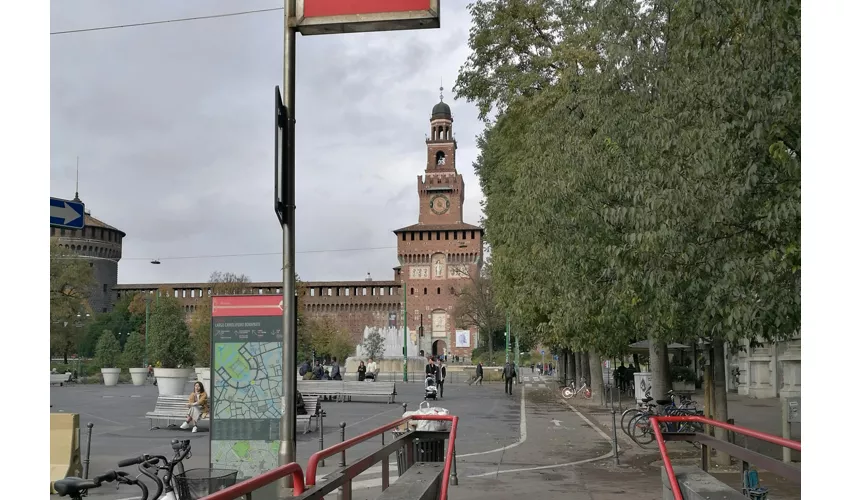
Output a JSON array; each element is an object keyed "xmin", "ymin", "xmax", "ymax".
[{"xmin": 51, "ymin": 195, "xmax": 125, "ymax": 314}]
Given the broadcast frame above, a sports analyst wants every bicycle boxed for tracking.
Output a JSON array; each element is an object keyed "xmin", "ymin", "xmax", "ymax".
[
  {"xmin": 54, "ymin": 470, "xmax": 150, "ymax": 500},
  {"xmin": 119, "ymin": 438, "xmax": 192, "ymax": 500},
  {"xmin": 561, "ymin": 377, "xmax": 592, "ymax": 399}
]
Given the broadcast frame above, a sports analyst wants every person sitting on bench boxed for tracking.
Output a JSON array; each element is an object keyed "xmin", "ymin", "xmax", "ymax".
[
  {"xmin": 365, "ymin": 358, "xmax": 378, "ymax": 380},
  {"xmin": 181, "ymin": 381, "xmax": 208, "ymax": 433}
]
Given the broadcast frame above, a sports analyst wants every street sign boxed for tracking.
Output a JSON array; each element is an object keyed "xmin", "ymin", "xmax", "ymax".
[
  {"xmin": 541, "ymin": 350, "xmax": 545, "ymax": 355},
  {"xmin": 295, "ymin": 0, "xmax": 440, "ymax": 35},
  {"xmin": 554, "ymin": 355, "xmax": 559, "ymax": 361},
  {"xmin": 274, "ymin": 86, "xmax": 290, "ymax": 228},
  {"xmin": 50, "ymin": 197, "xmax": 85, "ymax": 229}
]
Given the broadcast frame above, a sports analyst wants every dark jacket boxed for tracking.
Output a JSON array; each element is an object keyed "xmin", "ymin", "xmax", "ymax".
[
  {"xmin": 331, "ymin": 362, "xmax": 341, "ymax": 380},
  {"xmin": 425, "ymin": 363, "xmax": 438, "ymax": 379},
  {"xmin": 502, "ymin": 362, "xmax": 515, "ymax": 380},
  {"xmin": 476, "ymin": 364, "xmax": 484, "ymax": 377}
]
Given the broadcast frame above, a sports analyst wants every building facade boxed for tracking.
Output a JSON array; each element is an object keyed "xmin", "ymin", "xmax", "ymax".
[
  {"xmin": 51, "ymin": 195, "xmax": 126, "ymax": 314},
  {"xmin": 114, "ymin": 98, "xmax": 483, "ymax": 359}
]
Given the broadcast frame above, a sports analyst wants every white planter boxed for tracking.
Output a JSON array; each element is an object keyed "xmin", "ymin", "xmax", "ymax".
[
  {"xmin": 154, "ymin": 367, "xmax": 193, "ymax": 396},
  {"xmin": 129, "ymin": 368, "xmax": 148, "ymax": 386},
  {"xmin": 101, "ymin": 368, "xmax": 121, "ymax": 386}
]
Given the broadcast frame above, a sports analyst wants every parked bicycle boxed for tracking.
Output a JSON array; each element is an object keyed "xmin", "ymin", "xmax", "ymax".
[
  {"xmin": 625, "ymin": 392, "xmax": 704, "ymax": 445},
  {"xmin": 119, "ymin": 438, "xmax": 192, "ymax": 499},
  {"xmin": 54, "ymin": 470, "xmax": 149, "ymax": 500},
  {"xmin": 561, "ymin": 377, "xmax": 592, "ymax": 399}
]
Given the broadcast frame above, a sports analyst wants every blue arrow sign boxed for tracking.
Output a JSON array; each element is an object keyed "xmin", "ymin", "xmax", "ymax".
[{"xmin": 50, "ymin": 197, "xmax": 85, "ymax": 229}]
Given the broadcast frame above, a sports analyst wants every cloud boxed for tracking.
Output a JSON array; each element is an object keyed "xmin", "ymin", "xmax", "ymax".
[{"xmin": 51, "ymin": 0, "xmax": 485, "ymax": 284}]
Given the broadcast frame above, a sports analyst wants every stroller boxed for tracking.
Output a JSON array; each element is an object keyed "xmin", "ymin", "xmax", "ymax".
[{"xmin": 424, "ymin": 375, "xmax": 438, "ymax": 400}]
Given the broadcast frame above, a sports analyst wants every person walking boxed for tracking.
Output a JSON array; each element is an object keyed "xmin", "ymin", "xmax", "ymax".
[
  {"xmin": 469, "ymin": 362, "xmax": 484, "ymax": 386},
  {"xmin": 330, "ymin": 357, "xmax": 342, "ymax": 381},
  {"xmin": 436, "ymin": 359, "xmax": 446, "ymax": 398},
  {"xmin": 502, "ymin": 360, "xmax": 516, "ymax": 395}
]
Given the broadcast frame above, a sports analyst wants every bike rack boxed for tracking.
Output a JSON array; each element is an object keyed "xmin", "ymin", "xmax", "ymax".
[
  {"xmin": 200, "ymin": 414, "xmax": 458, "ymax": 500},
  {"xmin": 650, "ymin": 415, "xmax": 801, "ymax": 500}
]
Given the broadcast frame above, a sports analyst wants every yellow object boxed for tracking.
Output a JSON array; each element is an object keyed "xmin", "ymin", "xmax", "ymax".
[{"xmin": 50, "ymin": 413, "xmax": 82, "ymax": 494}]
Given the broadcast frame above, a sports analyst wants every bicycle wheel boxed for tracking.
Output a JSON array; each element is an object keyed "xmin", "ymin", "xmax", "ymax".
[
  {"xmin": 620, "ymin": 408, "xmax": 642, "ymax": 436},
  {"xmin": 562, "ymin": 387, "xmax": 575, "ymax": 399},
  {"xmin": 629, "ymin": 414, "xmax": 656, "ymax": 445}
]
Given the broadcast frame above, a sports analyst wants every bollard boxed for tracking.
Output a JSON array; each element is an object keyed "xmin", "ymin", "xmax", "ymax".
[
  {"xmin": 319, "ymin": 411, "xmax": 326, "ymax": 467},
  {"xmin": 339, "ymin": 422, "xmax": 347, "ymax": 467},
  {"xmin": 610, "ymin": 387, "xmax": 619, "ymax": 465},
  {"xmin": 402, "ymin": 403, "xmax": 408, "ymax": 432},
  {"xmin": 83, "ymin": 422, "xmax": 94, "ymax": 479},
  {"xmin": 449, "ymin": 445, "xmax": 459, "ymax": 485}
]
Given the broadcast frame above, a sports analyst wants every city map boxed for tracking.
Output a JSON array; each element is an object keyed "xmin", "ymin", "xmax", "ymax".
[
  {"xmin": 213, "ymin": 342, "xmax": 282, "ymax": 420},
  {"xmin": 211, "ymin": 439, "xmax": 281, "ymax": 479}
]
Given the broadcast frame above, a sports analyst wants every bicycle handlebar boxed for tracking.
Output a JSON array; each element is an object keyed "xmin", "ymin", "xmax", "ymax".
[{"xmin": 118, "ymin": 456, "xmax": 147, "ymax": 467}]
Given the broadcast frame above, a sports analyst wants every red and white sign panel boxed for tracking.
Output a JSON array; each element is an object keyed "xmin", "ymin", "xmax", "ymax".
[
  {"xmin": 296, "ymin": 0, "xmax": 440, "ymax": 36},
  {"xmin": 211, "ymin": 295, "xmax": 285, "ymax": 317}
]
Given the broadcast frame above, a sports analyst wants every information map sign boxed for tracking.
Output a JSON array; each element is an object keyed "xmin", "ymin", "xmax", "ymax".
[{"xmin": 209, "ymin": 295, "xmax": 284, "ymax": 479}]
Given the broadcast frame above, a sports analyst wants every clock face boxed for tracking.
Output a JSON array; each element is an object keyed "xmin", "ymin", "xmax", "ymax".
[{"xmin": 430, "ymin": 195, "xmax": 450, "ymax": 215}]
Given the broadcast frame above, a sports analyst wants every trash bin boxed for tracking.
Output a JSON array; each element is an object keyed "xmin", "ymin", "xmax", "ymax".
[{"xmin": 396, "ymin": 432, "xmax": 449, "ymax": 476}]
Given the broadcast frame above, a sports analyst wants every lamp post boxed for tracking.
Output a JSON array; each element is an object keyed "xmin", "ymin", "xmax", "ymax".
[
  {"xmin": 515, "ymin": 325, "xmax": 521, "ymax": 384},
  {"xmin": 505, "ymin": 313, "xmax": 511, "ymax": 365},
  {"xmin": 144, "ymin": 294, "xmax": 151, "ymax": 368},
  {"xmin": 402, "ymin": 281, "xmax": 408, "ymax": 382}
]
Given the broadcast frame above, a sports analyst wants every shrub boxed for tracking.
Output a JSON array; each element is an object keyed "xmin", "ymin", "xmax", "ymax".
[
  {"xmin": 94, "ymin": 331, "xmax": 122, "ymax": 368},
  {"xmin": 671, "ymin": 365, "xmax": 697, "ymax": 383},
  {"xmin": 122, "ymin": 331, "xmax": 145, "ymax": 368},
  {"xmin": 147, "ymin": 296, "xmax": 194, "ymax": 368}
]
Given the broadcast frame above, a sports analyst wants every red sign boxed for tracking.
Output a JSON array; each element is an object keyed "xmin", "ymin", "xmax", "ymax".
[
  {"xmin": 296, "ymin": 0, "xmax": 440, "ymax": 36},
  {"xmin": 211, "ymin": 295, "xmax": 284, "ymax": 318}
]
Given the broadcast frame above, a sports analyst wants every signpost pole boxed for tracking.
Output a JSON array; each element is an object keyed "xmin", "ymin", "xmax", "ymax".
[
  {"xmin": 515, "ymin": 326, "xmax": 521, "ymax": 384},
  {"xmin": 505, "ymin": 313, "xmax": 511, "ymax": 365},
  {"xmin": 403, "ymin": 281, "xmax": 408, "ymax": 382},
  {"xmin": 279, "ymin": 0, "xmax": 297, "ymax": 492}
]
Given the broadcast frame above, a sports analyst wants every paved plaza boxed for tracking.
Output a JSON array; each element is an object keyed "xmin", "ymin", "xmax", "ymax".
[{"xmin": 50, "ymin": 368, "xmax": 800, "ymax": 499}]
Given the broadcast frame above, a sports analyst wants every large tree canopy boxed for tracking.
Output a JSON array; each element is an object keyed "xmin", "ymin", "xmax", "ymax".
[{"xmin": 456, "ymin": 0, "xmax": 800, "ymax": 354}]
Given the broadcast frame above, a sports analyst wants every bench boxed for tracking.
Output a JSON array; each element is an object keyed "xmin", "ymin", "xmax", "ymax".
[
  {"xmin": 298, "ymin": 395, "xmax": 323, "ymax": 434},
  {"xmin": 374, "ymin": 462, "xmax": 444, "ymax": 500},
  {"xmin": 298, "ymin": 381, "xmax": 397, "ymax": 404},
  {"xmin": 145, "ymin": 395, "xmax": 210, "ymax": 431},
  {"xmin": 50, "ymin": 372, "xmax": 73, "ymax": 386}
]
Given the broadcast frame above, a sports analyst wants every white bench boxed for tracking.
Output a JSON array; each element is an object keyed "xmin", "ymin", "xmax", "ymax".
[
  {"xmin": 50, "ymin": 372, "xmax": 73, "ymax": 386},
  {"xmin": 145, "ymin": 394, "xmax": 322, "ymax": 433},
  {"xmin": 298, "ymin": 381, "xmax": 397, "ymax": 404}
]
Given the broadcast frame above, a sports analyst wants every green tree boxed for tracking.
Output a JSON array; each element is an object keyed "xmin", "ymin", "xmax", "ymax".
[
  {"xmin": 148, "ymin": 294, "xmax": 194, "ymax": 368},
  {"xmin": 187, "ymin": 271, "xmax": 252, "ymax": 367},
  {"xmin": 50, "ymin": 238, "xmax": 95, "ymax": 362},
  {"xmin": 94, "ymin": 330, "xmax": 122, "ymax": 368},
  {"xmin": 121, "ymin": 331, "xmax": 145, "ymax": 369},
  {"xmin": 452, "ymin": 262, "xmax": 505, "ymax": 364},
  {"xmin": 308, "ymin": 316, "xmax": 355, "ymax": 363},
  {"xmin": 362, "ymin": 329, "xmax": 386, "ymax": 361},
  {"xmin": 80, "ymin": 293, "xmax": 143, "ymax": 356}
]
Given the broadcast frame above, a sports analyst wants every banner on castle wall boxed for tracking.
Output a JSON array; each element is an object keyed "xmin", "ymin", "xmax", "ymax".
[
  {"xmin": 456, "ymin": 330, "xmax": 471, "ymax": 348},
  {"xmin": 209, "ymin": 295, "xmax": 284, "ymax": 480},
  {"xmin": 388, "ymin": 311, "xmax": 398, "ymax": 329}
]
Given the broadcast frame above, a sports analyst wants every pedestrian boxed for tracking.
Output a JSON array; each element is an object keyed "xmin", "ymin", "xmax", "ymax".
[
  {"xmin": 469, "ymin": 361, "xmax": 484, "ymax": 386},
  {"xmin": 502, "ymin": 360, "xmax": 516, "ymax": 395},
  {"xmin": 357, "ymin": 361, "xmax": 366, "ymax": 381},
  {"xmin": 330, "ymin": 357, "xmax": 342, "ymax": 381},
  {"xmin": 436, "ymin": 359, "xmax": 446, "ymax": 397},
  {"xmin": 616, "ymin": 363, "xmax": 627, "ymax": 392}
]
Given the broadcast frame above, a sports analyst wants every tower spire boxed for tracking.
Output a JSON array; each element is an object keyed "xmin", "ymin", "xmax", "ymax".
[
  {"xmin": 439, "ymin": 78, "xmax": 443, "ymax": 102},
  {"xmin": 74, "ymin": 156, "xmax": 80, "ymax": 202}
]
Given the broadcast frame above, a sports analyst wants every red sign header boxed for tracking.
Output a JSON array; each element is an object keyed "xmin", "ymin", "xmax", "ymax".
[
  {"xmin": 211, "ymin": 295, "xmax": 284, "ymax": 318},
  {"xmin": 296, "ymin": 0, "xmax": 440, "ymax": 36}
]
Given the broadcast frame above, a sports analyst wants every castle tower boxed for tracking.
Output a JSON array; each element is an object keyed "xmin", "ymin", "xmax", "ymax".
[{"xmin": 394, "ymin": 89, "xmax": 485, "ymax": 360}]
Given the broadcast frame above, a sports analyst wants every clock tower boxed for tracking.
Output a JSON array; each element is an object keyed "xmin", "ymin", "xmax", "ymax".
[{"xmin": 419, "ymin": 88, "xmax": 464, "ymax": 224}]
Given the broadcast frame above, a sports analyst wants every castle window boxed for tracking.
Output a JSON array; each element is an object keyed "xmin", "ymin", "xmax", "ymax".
[
  {"xmin": 462, "ymin": 231, "xmax": 467, "ymax": 239},
  {"xmin": 436, "ymin": 232, "xmax": 440, "ymax": 240},
  {"xmin": 380, "ymin": 287, "xmax": 385, "ymax": 296},
  {"xmin": 345, "ymin": 288, "xmax": 350, "ymax": 296},
  {"xmin": 310, "ymin": 288, "xmax": 315, "ymax": 297},
  {"xmin": 453, "ymin": 231, "xmax": 458, "ymax": 239},
  {"xmin": 424, "ymin": 288, "xmax": 428, "ymax": 295},
  {"xmin": 437, "ymin": 287, "xmax": 441, "ymax": 295},
  {"xmin": 60, "ymin": 228, "xmax": 66, "ymax": 236},
  {"xmin": 471, "ymin": 231, "xmax": 476, "ymax": 239},
  {"xmin": 402, "ymin": 233, "xmax": 407, "ymax": 241},
  {"xmin": 419, "ymin": 231, "xmax": 424, "ymax": 241},
  {"xmin": 444, "ymin": 231, "xmax": 449, "ymax": 240},
  {"xmin": 436, "ymin": 151, "xmax": 446, "ymax": 166},
  {"xmin": 410, "ymin": 287, "xmax": 414, "ymax": 296},
  {"xmin": 428, "ymin": 232, "xmax": 432, "ymax": 241}
]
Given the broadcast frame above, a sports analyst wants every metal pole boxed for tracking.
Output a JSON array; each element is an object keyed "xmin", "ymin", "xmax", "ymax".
[
  {"xmin": 82, "ymin": 422, "xmax": 94, "ymax": 479},
  {"xmin": 403, "ymin": 281, "xmax": 408, "ymax": 382},
  {"xmin": 610, "ymin": 386, "xmax": 619, "ymax": 465},
  {"xmin": 339, "ymin": 422, "xmax": 347, "ymax": 467},
  {"xmin": 319, "ymin": 411, "xmax": 325, "ymax": 467},
  {"xmin": 514, "ymin": 326, "xmax": 521, "ymax": 384},
  {"xmin": 144, "ymin": 296, "xmax": 149, "ymax": 368},
  {"xmin": 505, "ymin": 313, "xmax": 511, "ymax": 364},
  {"xmin": 278, "ymin": 0, "xmax": 297, "ymax": 492},
  {"xmin": 450, "ymin": 446, "xmax": 458, "ymax": 485}
]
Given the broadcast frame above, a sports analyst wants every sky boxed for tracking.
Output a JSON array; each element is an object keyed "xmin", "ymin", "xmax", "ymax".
[{"xmin": 50, "ymin": 0, "xmax": 485, "ymax": 285}]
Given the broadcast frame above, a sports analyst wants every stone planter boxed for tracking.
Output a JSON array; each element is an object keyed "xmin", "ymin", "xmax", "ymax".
[
  {"xmin": 101, "ymin": 368, "xmax": 121, "ymax": 386},
  {"xmin": 154, "ymin": 367, "xmax": 193, "ymax": 396},
  {"xmin": 129, "ymin": 367, "xmax": 147, "ymax": 386},
  {"xmin": 672, "ymin": 381, "xmax": 696, "ymax": 392}
]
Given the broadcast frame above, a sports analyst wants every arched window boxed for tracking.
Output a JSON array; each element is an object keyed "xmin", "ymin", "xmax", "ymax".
[{"xmin": 435, "ymin": 151, "xmax": 446, "ymax": 166}]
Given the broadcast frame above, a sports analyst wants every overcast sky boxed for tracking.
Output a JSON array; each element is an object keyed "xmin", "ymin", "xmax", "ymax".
[{"xmin": 50, "ymin": 0, "xmax": 485, "ymax": 285}]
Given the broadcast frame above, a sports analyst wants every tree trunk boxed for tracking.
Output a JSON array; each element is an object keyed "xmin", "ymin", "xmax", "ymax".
[
  {"xmin": 582, "ymin": 352, "xmax": 591, "ymax": 385},
  {"xmin": 712, "ymin": 339, "xmax": 730, "ymax": 465},
  {"xmin": 487, "ymin": 329, "xmax": 494, "ymax": 365},
  {"xmin": 568, "ymin": 350, "xmax": 577, "ymax": 384},
  {"xmin": 589, "ymin": 350, "xmax": 605, "ymax": 405},
  {"xmin": 648, "ymin": 336, "xmax": 671, "ymax": 401},
  {"xmin": 632, "ymin": 353, "xmax": 642, "ymax": 372}
]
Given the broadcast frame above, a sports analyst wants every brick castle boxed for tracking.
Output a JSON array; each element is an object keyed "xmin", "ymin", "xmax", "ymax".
[{"xmin": 112, "ymin": 97, "xmax": 484, "ymax": 359}]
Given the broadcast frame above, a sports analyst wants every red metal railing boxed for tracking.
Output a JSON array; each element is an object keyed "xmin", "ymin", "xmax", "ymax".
[
  {"xmin": 650, "ymin": 415, "xmax": 801, "ymax": 500},
  {"xmin": 201, "ymin": 413, "xmax": 459, "ymax": 500},
  {"xmin": 202, "ymin": 462, "xmax": 305, "ymax": 500},
  {"xmin": 305, "ymin": 414, "xmax": 459, "ymax": 500}
]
